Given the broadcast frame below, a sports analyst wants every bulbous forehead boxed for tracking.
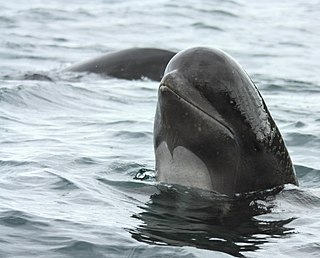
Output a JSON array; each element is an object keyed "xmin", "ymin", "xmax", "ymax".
[
  {"xmin": 165, "ymin": 47, "xmax": 238, "ymax": 77},
  {"xmin": 162, "ymin": 47, "xmax": 274, "ymax": 144}
]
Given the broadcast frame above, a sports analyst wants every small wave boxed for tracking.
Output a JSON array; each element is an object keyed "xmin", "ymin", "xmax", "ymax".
[
  {"xmin": 1, "ymin": 138, "xmax": 63, "ymax": 146},
  {"xmin": 97, "ymin": 162, "xmax": 156, "ymax": 192},
  {"xmin": 97, "ymin": 177, "xmax": 154, "ymax": 190},
  {"xmin": 295, "ymin": 165, "xmax": 320, "ymax": 189},
  {"xmin": 295, "ymin": 242, "xmax": 320, "ymax": 256},
  {"xmin": 0, "ymin": 86, "xmax": 28, "ymax": 107},
  {"xmin": 54, "ymin": 240, "xmax": 103, "ymax": 256},
  {"xmin": 107, "ymin": 161, "xmax": 148, "ymax": 175},
  {"xmin": 279, "ymin": 41, "xmax": 307, "ymax": 48},
  {"xmin": 45, "ymin": 170, "xmax": 80, "ymax": 191},
  {"xmin": 17, "ymin": 7, "xmax": 77, "ymax": 22},
  {"xmin": 198, "ymin": 9, "xmax": 239, "ymax": 18},
  {"xmin": 274, "ymin": 186, "xmax": 320, "ymax": 211},
  {"xmin": 104, "ymin": 120, "xmax": 139, "ymax": 126},
  {"xmin": 113, "ymin": 130, "xmax": 152, "ymax": 139},
  {"xmin": 4, "ymin": 41, "xmax": 36, "ymax": 50},
  {"xmin": 286, "ymin": 132, "xmax": 319, "ymax": 146},
  {"xmin": 0, "ymin": 160, "xmax": 37, "ymax": 167},
  {"xmin": 23, "ymin": 73, "xmax": 54, "ymax": 82},
  {"xmin": 192, "ymin": 22, "xmax": 224, "ymax": 31},
  {"xmin": 0, "ymin": 82, "xmax": 90, "ymax": 112},
  {"xmin": 0, "ymin": 210, "xmax": 49, "ymax": 229},
  {"xmin": 73, "ymin": 157, "xmax": 97, "ymax": 165},
  {"xmin": 0, "ymin": 115, "xmax": 37, "ymax": 126},
  {"xmin": 293, "ymin": 121, "xmax": 306, "ymax": 128},
  {"xmin": 0, "ymin": 16, "xmax": 15, "ymax": 26},
  {"xmin": 2, "ymin": 71, "xmax": 56, "ymax": 82},
  {"xmin": 50, "ymin": 176, "xmax": 80, "ymax": 191},
  {"xmin": 256, "ymin": 76, "xmax": 319, "ymax": 93},
  {"xmin": 0, "ymin": 82, "xmax": 77, "ymax": 113}
]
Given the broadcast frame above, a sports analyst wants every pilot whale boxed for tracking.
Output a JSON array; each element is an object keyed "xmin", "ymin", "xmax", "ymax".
[
  {"xmin": 154, "ymin": 47, "xmax": 298, "ymax": 196},
  {"xmin": 65, "ymin": 48, "xmax": 176, "ymax": 81},
  {"xmin": 66, "ymin": 46, "xmax": 298, "ymax": 196}
]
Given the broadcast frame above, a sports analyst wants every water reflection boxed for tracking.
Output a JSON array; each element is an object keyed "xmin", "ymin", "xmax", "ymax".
[{"xmin": 129, "ymin": 185, "xmax": 295, "ymax": 257}]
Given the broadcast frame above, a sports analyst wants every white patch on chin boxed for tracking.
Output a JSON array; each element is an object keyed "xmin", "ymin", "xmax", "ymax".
[{"xmin": 155, "ymin": 141, "xmax": 212, "ymax": 191}]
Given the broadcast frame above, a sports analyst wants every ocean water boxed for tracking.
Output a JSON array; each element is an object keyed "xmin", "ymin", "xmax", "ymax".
[{"xmin": 0, "ymin": 0, "xmax": 320, "ymax": 257}]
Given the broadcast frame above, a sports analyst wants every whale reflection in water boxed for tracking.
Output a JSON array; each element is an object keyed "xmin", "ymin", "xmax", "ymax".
[{"xmin": 129, "ymin": 184, "xmax": 295, "ymax": 257}]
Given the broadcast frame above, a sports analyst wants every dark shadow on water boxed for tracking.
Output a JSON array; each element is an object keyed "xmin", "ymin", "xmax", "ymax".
[{"xmin": 129, "ymin": 185, "xmax": 295, "ymax": 257}]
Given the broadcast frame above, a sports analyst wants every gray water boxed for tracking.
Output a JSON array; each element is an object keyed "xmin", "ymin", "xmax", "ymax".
[{"xmin": 1, "ymin": 0, "xmax": 320, "ymax": 257}]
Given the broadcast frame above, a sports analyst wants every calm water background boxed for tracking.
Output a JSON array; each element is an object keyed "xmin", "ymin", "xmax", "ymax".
[{"xmin": 1, "ymin": 0, "xmax": 320, "ymax": 257}]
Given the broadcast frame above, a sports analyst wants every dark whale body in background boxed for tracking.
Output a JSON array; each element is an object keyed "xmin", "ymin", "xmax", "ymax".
[
  {"xmin": 65, "ymin": 48, "xmax": 176, "ymax": 81},
  {"xmin": 154, "ymin": 47, "xmax": 298, "ymax": 196}
]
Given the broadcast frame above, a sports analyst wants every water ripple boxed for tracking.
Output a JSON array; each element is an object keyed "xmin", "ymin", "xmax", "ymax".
[
  {"xmin": 0, "ymin": 210, "xmax": 49, "ymax": 229},
  {"xmin": 191, "ymin": 22, "xmax": 224, "ymax": 31}
]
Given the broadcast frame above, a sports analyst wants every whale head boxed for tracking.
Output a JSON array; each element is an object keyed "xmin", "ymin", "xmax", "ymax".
[{"xmin": 154, "ymin": 47, "xmax": 298, "ymax": 196}]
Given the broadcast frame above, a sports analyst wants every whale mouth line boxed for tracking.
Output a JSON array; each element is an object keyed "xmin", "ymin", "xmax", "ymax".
[{"xmin": 159, "ymin": 84, "xmax": 234, "ymax": 137}]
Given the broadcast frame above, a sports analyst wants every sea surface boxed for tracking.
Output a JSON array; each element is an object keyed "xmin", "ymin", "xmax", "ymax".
[{"xmin": 1, "ymin": 0, "xmax": 320, "ymax": 257}]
